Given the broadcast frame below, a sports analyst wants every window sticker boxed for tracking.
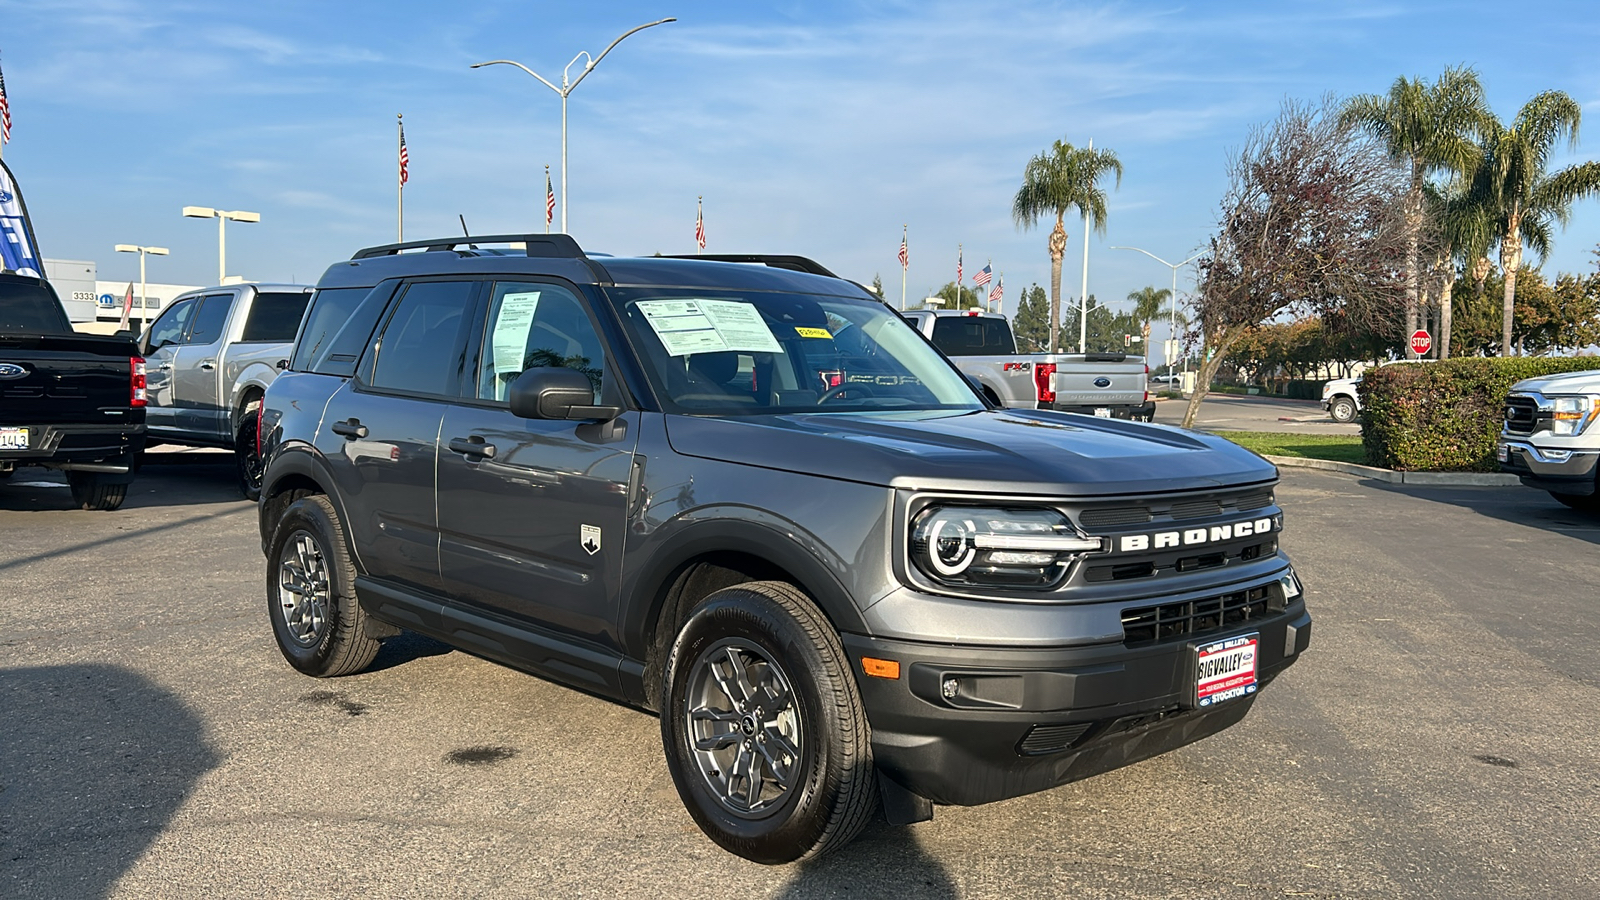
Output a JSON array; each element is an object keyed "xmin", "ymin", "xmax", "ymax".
[
  {"xmin": 794, "ymin": 326, "xmax": 833, "ymax": 339},
  {"xmin": 636, "ymin": 298, "xmax": 782, "ymax": 357},
  {"xmin": 491, "ymin": 291, "xmax": 541, "ymax": 375}
]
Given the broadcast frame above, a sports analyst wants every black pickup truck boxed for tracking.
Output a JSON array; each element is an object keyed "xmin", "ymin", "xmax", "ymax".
[{"xmin": 0, "ymin": 273, "xmax": 146, "ymax": 509}]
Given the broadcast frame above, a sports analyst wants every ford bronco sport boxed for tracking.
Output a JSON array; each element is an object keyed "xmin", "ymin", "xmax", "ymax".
[{"xmin": 258, "ymin": 234, "xmax": 1312, "ymax": 864}]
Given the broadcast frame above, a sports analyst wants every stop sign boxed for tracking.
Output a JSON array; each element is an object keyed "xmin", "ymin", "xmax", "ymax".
[{"xmin": 1410, "ymin": 329, "xmax": 1432, "ymax": 356}]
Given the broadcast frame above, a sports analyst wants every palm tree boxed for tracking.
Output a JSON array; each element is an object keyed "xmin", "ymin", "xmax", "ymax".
[
  {"xmin": 1473, "ymin": 91, "xmax": 1600, "ymax": 356},
  {"xmin": 1127, "ymin": 285, "xmax": 1170, "ymax": 349},
  {"xmin": 1340, "ymin": 67, "xmax": 1490, "ymax": 357},
  {"xmin": 1012, "ymin": 139, "xmax": 1123, "ymax": 353},
  {"xmin": 1421, "ymin": 182, "xmax": 1494, "ymax": 359}
]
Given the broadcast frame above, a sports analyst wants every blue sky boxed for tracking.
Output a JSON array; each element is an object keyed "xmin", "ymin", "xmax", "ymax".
[{"xmin": 4, "ymin": 0, "xmax": 1599, "ymax": 348}]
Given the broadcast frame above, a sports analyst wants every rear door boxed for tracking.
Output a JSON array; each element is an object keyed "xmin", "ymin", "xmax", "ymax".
[
  {"xmin": 141, "ymin": 296, "xmax": 197, "ymax": 434},
  {"xmin": 172, "ymin": 291, "xmax": 237, "ymax": 438},
  {"xmin": 319, "ymin": 279, "xmax": 477, "ymax": 595},
  {"xmin": 435, "ymin": 279, "xmax": 637, "ymax": 646}
]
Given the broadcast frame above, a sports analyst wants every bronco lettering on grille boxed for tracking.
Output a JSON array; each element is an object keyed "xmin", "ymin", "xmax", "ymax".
[{"xmin": 1114, "ymin": 517, "xmax": 1277, "ymax": 553}]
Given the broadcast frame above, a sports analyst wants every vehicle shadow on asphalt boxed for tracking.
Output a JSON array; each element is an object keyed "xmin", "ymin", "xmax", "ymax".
[
  {"xmin": 1359, "ymin": 480, "xmax": 1600, "ymax": 546},
  {"xmin": 0, "ymin": 663, "xmax": 220, "ymax": 899},
  {"xmin": 772, "ymin": 820, "xmax": 958, "ymax": 899},
  {"xmin": 0, "ymin": 455, "xmax": 246, "ymax": 512},
  {"xmin": 367, "ymin": 632, "xmax": 456, "ymax": 672}
]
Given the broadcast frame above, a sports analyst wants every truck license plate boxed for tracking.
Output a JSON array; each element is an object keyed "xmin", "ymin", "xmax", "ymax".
[
  {"xmin": 1094, "ymin": 407, "xmax": 1111, "ymax": 417},
  {"xmin": 0, "ymin": 427, "xmax": 28, "ymax": 450},
  {"xmin": 1193, "ymin": 633, "xmax": 1258, "ymax": 708},
  {"xmin": 1496, "ymin": 443, "xmax": 1508, "ymax": 462}
]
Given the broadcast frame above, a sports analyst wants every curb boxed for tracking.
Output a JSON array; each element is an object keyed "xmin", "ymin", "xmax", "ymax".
[{"xmin": 1262, "ymin": 455, "xmax": 1522, "ymax": 486}]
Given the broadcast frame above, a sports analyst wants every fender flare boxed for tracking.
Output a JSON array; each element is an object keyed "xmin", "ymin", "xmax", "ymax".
[{"xmin": 258, "ymin": 442, "xmax": 358, "ymax": 563}]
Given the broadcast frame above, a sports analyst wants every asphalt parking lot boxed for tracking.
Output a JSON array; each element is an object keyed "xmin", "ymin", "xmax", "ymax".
[
  {"xmin": 4, "ymin": 456, "xmax": 1599, "ymax": 899},
  {"xmin": 1154, "ymin": 393, "xmax": 1361, "ymax": 435}
]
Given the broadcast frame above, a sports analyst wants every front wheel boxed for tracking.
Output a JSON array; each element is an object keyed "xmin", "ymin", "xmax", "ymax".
[
  {"xmin": 235, "ymin": 400, "xmax": 264, "ymax": 502},
  {"xmin": 660, "ymin": 581, "xmax": 877, "ymax": 864},
  {"xmin": 267, "ymin": 494, "xmax": 380, "ymax": 677},
  {"xmin": 1329, "ymin": 396, "xmax": 1357, "ymax": 423},
  {"xmin": 67, "ymin": 472, "xmax": 128, "ymax": 511}
]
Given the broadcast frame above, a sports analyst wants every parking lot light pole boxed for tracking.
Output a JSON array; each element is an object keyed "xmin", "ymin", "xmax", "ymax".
[
  {"xmin": 113, "ymin": 244, "xmax": 169, "ymax": 331},
  {"xmin": 471, "ymin": 17, "xmax": 675, "ymax": 235},
  {"xmin": 1111, "ymin": 246, "xmax": 1201, "ymax": 374},
  {"xmin": 182, "ymin": 206, "xmax": 260, "ymax": 285}
]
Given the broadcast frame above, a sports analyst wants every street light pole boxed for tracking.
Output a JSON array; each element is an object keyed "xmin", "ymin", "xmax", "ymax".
[
  {"xmin": 114, "ymin": 244, "xmax": 170, "ymax": 331},
  {"xmin": 182, "ymin": 206, "xmax": 260, "ymax": 284},
  {"xmin": 471, "ymin": 17, "xmax": 675, "ymax": 235},
  {"xmin": 1111, "ymin": 246, "xmax": 1202, "ymax": 374}
]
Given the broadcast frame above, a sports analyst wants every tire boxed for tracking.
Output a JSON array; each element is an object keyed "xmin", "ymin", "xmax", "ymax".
[
  {"xmin": 266, "ymin": 494, "xmax": 380, "ymax": 677},
  {"xmin": 235, "ymin": 399, "xmax": 264, "ymax": 502},
  {"xmin": 67, "ymin": 472, "xmax": 128, "ymax": 511},
  {"xmin": 660, "ymin": 581, "xmax": 877, "ymax": 865},
  {"xmin": 1329, "ymin": 396, "xmax": 1357, "ymax": 423}
]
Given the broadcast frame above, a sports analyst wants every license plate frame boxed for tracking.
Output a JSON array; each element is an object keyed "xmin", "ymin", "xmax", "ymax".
[
  {"xmin": 0, "ymin": 427, "xmax": 29, "ymax": 451},
  {"xmin": 1496, "ymin": 443, "xmax": 1508, "ymax": 462},
  {"xmin": 1191, "ymin": 632, "xmax": 1259, "ymax": 708},
  {"xmin": 1093, "ymin": 407, "xmax": 1111, "ymax": 418}
]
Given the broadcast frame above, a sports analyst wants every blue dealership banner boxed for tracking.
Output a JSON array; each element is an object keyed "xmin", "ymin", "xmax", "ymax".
[{"xmin": 0, "ymin": 157, "xmax": 42, "ymax": 277}]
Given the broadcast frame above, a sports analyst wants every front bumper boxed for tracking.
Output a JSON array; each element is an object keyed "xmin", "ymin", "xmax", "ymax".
[
  {"xmin": 1498, "ymin": 439, "xmax": 1599, "ymax": 495},
  {"xmin": 844, "ymin": 601, "xmax": 1311, "ymax": 806},
  {"xmin": 1044, "ymin": 400, "xmax": 1156, "ymax": 422}
]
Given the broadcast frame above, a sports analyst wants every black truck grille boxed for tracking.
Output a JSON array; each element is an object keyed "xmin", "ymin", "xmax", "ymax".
[
  {"xmin": 1018, "ymin": 722, "xmax": 1094, "ymax": 755},
  {"xmin": 1121, "ymin": 585, "xmax": 1281, "ymax": 645},
  {"xmin": 1504, "ymin": 396, "xmax": 1541, "ymax": 435},
  {"xmin": 1076, "ymin": 489, "xmax": 1275, "ymax": 532}
]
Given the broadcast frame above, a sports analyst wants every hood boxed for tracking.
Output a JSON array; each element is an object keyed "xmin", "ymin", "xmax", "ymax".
[
  {"xmin": 1512, "ymin": 368, "xmax": 1600, "ymax": 396},
  {"xmin": 664, "ymin": 408, "xmax": 1276, "ymax": 496}
]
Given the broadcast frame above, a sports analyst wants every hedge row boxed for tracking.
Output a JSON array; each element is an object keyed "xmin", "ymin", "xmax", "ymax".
[{"xmin": 1360, "ymin": 357, "xmax": 1600, "ymax": 471}]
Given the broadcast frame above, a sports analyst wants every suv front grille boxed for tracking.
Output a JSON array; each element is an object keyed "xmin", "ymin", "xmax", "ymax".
[
  {"xmin": 1121, "ymin": 585, "xmax": 1281, "ymax": 645},
  {"xmin": 1504, "ymin": 396, "xmax": 1541, "ymax": 435}
]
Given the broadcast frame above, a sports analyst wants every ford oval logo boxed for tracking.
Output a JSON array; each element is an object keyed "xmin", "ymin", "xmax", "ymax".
[
  {"xmin": 0, "ymin": 363, "xmax": 28, "ymax": 380},
  {"xmin": 1093, "ymin": 376, "xmax": 1112, "ymax": 388}
]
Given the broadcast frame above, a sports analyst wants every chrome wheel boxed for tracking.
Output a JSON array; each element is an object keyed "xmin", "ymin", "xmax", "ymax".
[
  {"xmin": 684, "ymin": 638, "xmax": 805, "ymax": 817},
  {"xmin": 276, "ymin": 530, "xmax": 330, "ymax": 648}
]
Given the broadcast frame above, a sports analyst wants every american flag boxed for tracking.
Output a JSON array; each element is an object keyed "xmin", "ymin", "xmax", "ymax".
[
  {"xmin": 988, "ymin": 275, "xmax": 1003, "ymax": 308},
  {"xmin": 956, "ymin": 247, "xmax": 962, "ymax": 287},
  {"xmin": 898, "ymin": 232, "xmax": 908, "ymax": 269},
  {"xmin": 695, "ymin": 198, "xmax": 706, "ymax": 250},
  {"xmin": 0, "ymin": 58, "xmax": 11, "ymax": 145},
  {"xmin": 545, "ymin": 168, "xmax": 555, "ymax": 229},
  {"xmin": 973, "ymin": 263, "xmax": 992, "ymax": 288},
  {"xmin": 398, "ymin": 123, "xmax": 409, "ymax": 186}
]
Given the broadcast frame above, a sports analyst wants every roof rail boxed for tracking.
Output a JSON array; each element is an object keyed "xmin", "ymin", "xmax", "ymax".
[
  {"xmin": 658, "ymin": 254, "xmax": 840, "ymax": 279},
  {"xmin": 351, "ymin": 234, "xmax": 587, "ymax": 260}
]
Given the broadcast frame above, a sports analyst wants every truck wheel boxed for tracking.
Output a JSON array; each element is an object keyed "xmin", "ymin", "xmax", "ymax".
[
  {"xmin": 267, "ymin": 494, "xmax": 380, "ymax": 677},
  {"xmin": 236, "ymin": 400, "xmax": 264, "ymax": 502},
  {"xmin": 67, "ymin": 472, "xmax": 128, "ymax": 511},
  {"xmin": 1329, "ymin": 396, "xmax": 1357, "ymax": 423},
  {"xmin": 660, "ymin": 581, "xmax": 877, "ymax": 865}
]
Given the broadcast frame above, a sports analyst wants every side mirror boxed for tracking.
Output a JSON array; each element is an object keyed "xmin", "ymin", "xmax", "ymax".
[{"xmin": 508, "ymin": 367, "xmax": 619, "ymax": 421}]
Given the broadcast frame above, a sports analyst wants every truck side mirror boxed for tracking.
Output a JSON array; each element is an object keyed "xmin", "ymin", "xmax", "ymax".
[{"xmin": 508, "ymin": 367, "xmax": 620, "ymax": 421}]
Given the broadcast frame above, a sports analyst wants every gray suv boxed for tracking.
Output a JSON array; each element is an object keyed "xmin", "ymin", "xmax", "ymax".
[{"xmin": 258, "ymin": 235, "xmax": 1312, "ymax": 864}]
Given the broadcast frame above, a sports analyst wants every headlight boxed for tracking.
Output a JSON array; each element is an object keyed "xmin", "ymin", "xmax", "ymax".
[
  {"xmin": 1550, "ymin": 396, "xmax": 1600, "ymax": 435},
  {"xmin": 909, "ymin": 506, "xmax": 1103, "ymax": 590}
]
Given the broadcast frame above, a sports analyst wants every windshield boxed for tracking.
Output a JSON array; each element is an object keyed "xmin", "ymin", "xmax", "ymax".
[{"xmin": 606, "ymin": 287, "xmax": 984, "ymax": 415}]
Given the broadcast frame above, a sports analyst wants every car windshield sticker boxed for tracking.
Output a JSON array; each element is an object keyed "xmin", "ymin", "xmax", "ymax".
[
  {"xmin": 491, "ymin": 291, "xmax": 541, "ymax": 377},
  {"xmin": 636, "ymin": 298, "xmax": 782, "ymax": 357},
  {"xmin": 794, "ymin": 326, "xmax": 833, "ymax": 339}
]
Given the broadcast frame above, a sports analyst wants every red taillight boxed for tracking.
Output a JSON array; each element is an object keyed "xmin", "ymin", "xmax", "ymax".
[
  {"xmin": 1034, "ymin": 362, "xmax": 1056, "ymax": 404},
  {"xmin": 966, "ymin": 309, "xmax": 980, "ymax": 316},
  {"xmin": 129, "ymin": 357, "xmax": 147, "ymax": 407}
]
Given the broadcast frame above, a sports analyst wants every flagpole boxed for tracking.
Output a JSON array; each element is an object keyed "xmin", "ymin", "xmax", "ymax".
[
  {"xmin": 900, "ymin": 225, "xmax": 907, "ymax": 310},
  {"xmin": 1080, "ymin": 138, "xmax": 1092, "ymax": 353},
  {"xmin": 397, "ymin": 113, "xmax": 404, "ymax": 242}
]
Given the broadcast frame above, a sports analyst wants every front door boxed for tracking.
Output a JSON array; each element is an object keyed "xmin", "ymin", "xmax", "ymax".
[
  {"xmin": 320, "ymin": 279, "xmax": 477, "ymax": 595},
  {"xmin": 141, "ymin": 296, "xmax": 197, "ymax": 435},
  {"xmin": 172, "ymin": 292, "xmax": 236, "ymax": 439},
  {"xmin": 436, "ymin": 280, "xmax": 637, "ymax": 646}
]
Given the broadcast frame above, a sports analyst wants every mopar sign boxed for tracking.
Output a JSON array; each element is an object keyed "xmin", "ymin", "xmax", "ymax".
[{"xmin": 98, "ymin": 293, "xmax": 118, "ymax": 309}]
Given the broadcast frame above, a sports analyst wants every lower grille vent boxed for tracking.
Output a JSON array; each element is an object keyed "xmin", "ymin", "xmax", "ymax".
[
  {"xmin": 1121, "ymin": 585, "xmax": 1281, "ymax": 645},
  {"xmin": 1018, "ymin": 722, "xmax": 1094, "ymax": 755}
]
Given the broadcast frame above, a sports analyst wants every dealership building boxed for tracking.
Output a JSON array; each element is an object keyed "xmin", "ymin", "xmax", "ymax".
[{"xmin": 43, "ymin": 258, "xmax": 202, "ymax": 329}]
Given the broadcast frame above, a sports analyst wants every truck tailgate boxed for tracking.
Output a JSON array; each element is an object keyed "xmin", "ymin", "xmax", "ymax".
[
  {"xmin": 1051, "ymin": 360, "xmax": 1147, "ymax": 407},
  {"xmin": 0, "ymin": 333, "xmax": 140, "ymax": 427}
]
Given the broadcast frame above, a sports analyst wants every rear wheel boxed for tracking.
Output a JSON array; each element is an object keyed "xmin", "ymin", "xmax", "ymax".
[
  {"xmin": 660, "ymin": 581, "xmax": 877, "ymax": 865},
  {"xmin": 67, "ymin": 472, "xmax": 128, "ymax": 511},
  {"xmin": 235, "ymin": 399, "xmax": 264, "ymax": 502},
  {"xmin": 267, "ymin": 494, "xmax": 380, "ymax": 677},
  {"xmin": 1329, "ymin": 396, "xmax": 1357, "ymax": 423}
]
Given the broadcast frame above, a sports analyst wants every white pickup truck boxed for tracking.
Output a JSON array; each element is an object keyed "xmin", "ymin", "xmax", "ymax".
[
  {"xmin": 1499, "ymin": 368, "xmax": 1600, "ymax": 511},
  {"xmin": 901, "ymin": 309, "xmax": 1153, "ymax": 420},
  {"xmin": 139, "ymin": 282, "xmax": 312, "ymax": 499}
]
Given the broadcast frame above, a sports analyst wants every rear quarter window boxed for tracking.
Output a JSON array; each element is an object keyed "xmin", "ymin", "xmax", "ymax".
[
  {"xmin": 292, "ymin": 286, "xmax": 392, "ymax": 376},
  {"xmin": 930, "ymin": 317, "xmax": 1015, "ymax": 356},
  {"xmin": 241, "ymin": 291, "xmax": 312, "ymax": 342}
]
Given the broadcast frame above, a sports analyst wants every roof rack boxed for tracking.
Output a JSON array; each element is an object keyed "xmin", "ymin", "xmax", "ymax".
[
  {"xmin": 657, "ymin": 254, "xmax": 840, "ymax": 279},
  {"xmin": 351, "ymin": 234, "xmax": 587, "ymax": 260}
]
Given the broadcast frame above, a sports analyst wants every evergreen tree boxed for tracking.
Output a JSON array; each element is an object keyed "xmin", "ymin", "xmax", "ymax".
[{"xmin": 1012, "ymin": 283, "xmax": 1050, "ymax": 352}]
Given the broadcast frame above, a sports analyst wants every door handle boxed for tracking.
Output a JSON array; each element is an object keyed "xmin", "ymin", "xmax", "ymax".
[
  {"xmin": 156, "ymin": 363, "xmax": 173, "ymax": 371},
  {"xmin": 200, "ymin": 360, "xmax": 216, "ymax": 370},
  {"xmin": 331, "ymin": 419, "xmax": 368, "ymax": 439},
  {"xmin": 447, "ymin": 436, "xmax": 496, "ymax": 459}
]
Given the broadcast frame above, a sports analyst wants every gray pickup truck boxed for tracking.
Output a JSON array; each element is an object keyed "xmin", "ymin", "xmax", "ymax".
[
  {"xmin": 901, "ymin": 309, "xmax": 1154, "ymax": 421},
  {"xmin": 139, "ymin": 282, "xmax": 311, "ymax": 498}
]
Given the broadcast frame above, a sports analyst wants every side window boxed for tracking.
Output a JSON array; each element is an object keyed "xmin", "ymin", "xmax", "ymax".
[
  {"xmin": 476, "ymin": 281, "xmax": 606, "ymax": 403},
  {"xmin": 147, "ymin": 298, "xmax": 196, "ymax": 351},
  {"xmin": 293, "ymin": 286, "xmax": 390, "ymax": 375},
  {"xmin": 930, "ymin": 317, "xmax": 982, "ymax": 356},
  {"xmin": 367, "ymin": 281, "xmax": 474, "ymax": 396},
  {"xmin": 186, "ymin": 293, "xmax": 236, "ymax": 346},
  {"xmin": 240, "ymin": 291, "xmax": 312, "ymax": 342},
  {"xmin": 983, "ymin": 319, "xmax": 1017, "ymax": 354}
]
